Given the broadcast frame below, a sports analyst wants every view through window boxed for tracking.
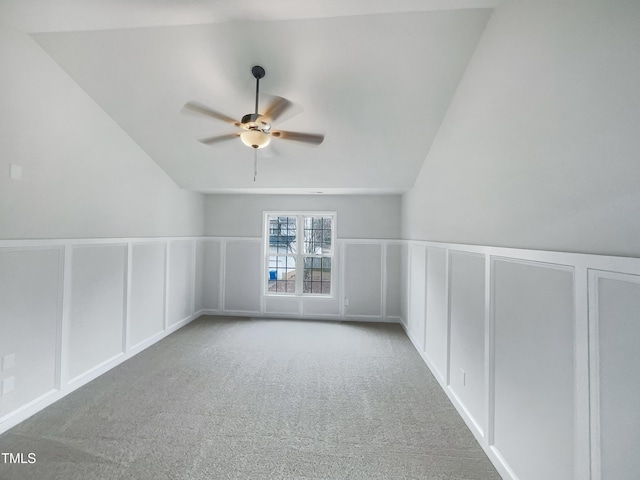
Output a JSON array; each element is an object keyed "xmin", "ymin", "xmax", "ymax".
[{"xmin": 265, "ymin": 213, "xmax": 335, "ymax": 295}]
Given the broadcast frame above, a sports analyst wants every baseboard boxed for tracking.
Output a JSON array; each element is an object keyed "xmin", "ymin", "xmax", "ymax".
[
  {"xmin": 199, "ymin": 311, "xmax": 402, "ymax": 324},
  {"xmin": 399, "ymin": 322, "xmax": 515, "ymax": 480}
]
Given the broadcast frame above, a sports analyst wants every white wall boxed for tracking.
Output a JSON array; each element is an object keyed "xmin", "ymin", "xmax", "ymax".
[
  {"xmin": 204, "ymin": 194, "xmax": 401, "ymax": 239},
  {"xmin": 402, "ymin": 0, "xmax": 640, "ymax": 257},
  {"xmin": 0, "ymin": 27, "xmax": 204, "ymax": 240},
  {"xmin": 0, "ymin": 24, "xmax": 204, "ymax": 437},
  {"xmin": 400, "ymin": 238, "xmax": 640, "ymax": 480}
]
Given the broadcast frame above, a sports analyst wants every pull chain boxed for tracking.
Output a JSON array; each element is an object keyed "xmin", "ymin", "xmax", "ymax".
[{"xmin": 253, "ymin": 148, "xmax": 258, "ymax": 182}]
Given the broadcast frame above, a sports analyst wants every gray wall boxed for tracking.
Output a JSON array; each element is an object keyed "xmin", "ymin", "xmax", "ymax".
[
  {"xmin": 0, "ymin": 27, "xmax": 203, "ymax": 240},
  {"xmin": 402, "ymin": 0, "xmax": 640, "ymax": 257},
  {"xmin": 204, "ymin": 194, "xmax": 401, "ymax": 239}
]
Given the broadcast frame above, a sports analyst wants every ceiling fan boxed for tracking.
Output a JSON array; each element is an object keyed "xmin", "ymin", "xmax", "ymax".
[{"xmin": 183, "ymin": 65, "xmax": 324, "ymax": 180}]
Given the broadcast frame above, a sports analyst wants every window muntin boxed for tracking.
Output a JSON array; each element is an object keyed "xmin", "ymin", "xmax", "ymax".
[
  {"xmin": 267, "ymin": 256, "xmax": 296, "ymax": 293},
  {"xmin": 303, "ymin": 216, "xmax": 332, "ymax": 255},
  {"xmin": 303, "ymin": 257, "xmax": 331, "ymax": 294},
  {"xmin": 265, "ymin": 213, "xmax": 335, "ymax": 296}
]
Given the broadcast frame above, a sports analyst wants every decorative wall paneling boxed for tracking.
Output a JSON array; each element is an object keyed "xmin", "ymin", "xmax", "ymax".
[
  {"xmin": 0, "ymin": 237, "xmax": 203, "ymax": 435},
  {"xmin": 200, "ymin": 238, "xmax": 404, "ymax": 323},
  {"xmin": 343, "ymin": 242, "xmax": 383, "ymax": 319},
  {"xmin": 589, "ymin": 270, "xmax": 640, "ymax": 480},
  {"xmin": 13, "ymin": 235, "xmax": 637, "ymax": 480},
  {"xmin": 400, "ymin": 240, "xmax": 640, "ymax": 480},
  {"xmin": 0, "ymin": 236, "xmax": 404, "ymax": 435}
]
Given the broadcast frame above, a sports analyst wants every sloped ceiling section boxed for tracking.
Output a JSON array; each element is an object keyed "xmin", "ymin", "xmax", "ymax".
[{"xmin": 30, "ymin": 6, "xmax": 492, "ymax": 194}]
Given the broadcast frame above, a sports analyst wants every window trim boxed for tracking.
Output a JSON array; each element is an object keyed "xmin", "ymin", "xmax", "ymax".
[{"xmin": 262, "ymin": 211, "xmax": 337, "ymax": 298}]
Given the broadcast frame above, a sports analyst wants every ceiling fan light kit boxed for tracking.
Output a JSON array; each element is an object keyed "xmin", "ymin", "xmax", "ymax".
[
  {"xmin": 183, "ymin": 65, "xmax": 324, "ymax": 179},
  {"xmin": 240, "ymin": 129, "xmax": 271, "ymax": 149}
]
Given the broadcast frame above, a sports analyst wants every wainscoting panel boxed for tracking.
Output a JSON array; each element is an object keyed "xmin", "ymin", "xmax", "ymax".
[
  {"xmin": 167, "ymin": 240, "xmax": 195, "ymax": 326},
  {"xmin": 408, "ymin": 244, "xmax": 426, "ymax": 348},
  {"xmin": 0, "ymin": 237, "xmax": 202, "ymax": 436},
  {"xmin": 194, "ymin": 241, "xmax": 205, "ymax": 313},
  {"xmin": 223, "ymin": 239, "xmax": 262, "ymax": 314},
  {"xmin": 385, "ymin": 243, "xmax": 402, "ymax": 320},
  {"xmin": 264, "ymin": 296, "xmax": 302, "ymax": 316},
  {"xmin": 6, "ymin": 234, "xmax": 639, "ymax": 480},
  {"xmin": 398, "ymin": 240, "xmax": 640, "ymax": 480},
  {"xmin": 201, "ymin": 239, "xmax": 221, "ymax": 311},
  {"xmin": 0, "ymin": 247, "xmax": 62, "ymax": 420},
  {"xmin": 68, "ymin": 244, "xmax": 127, "ymax": 382},
  {"xmin": 592, "ymin": 271, "xmax": 640, "ymax": 480},
  {"xmin": 425, "ymin": 247, "xmax": 447, "ymax": 380},
  {"xmin": 448, "ymin": 250, "xmax": 485, "ymax": 434},
  {"xmin": 301, "ymin": 295, "xmax": 341, "ymax": 318},
  {"xmin": 400, "ymin": 243, "xmax": 409, "ymax": 324},
  {"xmin": 344, "ymin": 242, "xmax": 382, "ymax": 318},
  {"xmin": 199, "ymin": 238, "xmax": 393, "ymax": 321},
  {"xmin": 129, "ymin": 242, "xmax": 166, "ymax": 349},
  {"xmin": 492, "ymin": 258, "xmax": 575, "ymax": 480}
]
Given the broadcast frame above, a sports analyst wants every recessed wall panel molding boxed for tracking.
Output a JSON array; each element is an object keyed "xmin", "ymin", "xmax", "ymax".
[
  {"xmin": 201, "ymin": 239, "xmax": 222, "ymax": 311},
  {"xmin": 264, "ymin": 296, "xmax": 301, "ymax": 316},
  {"xmin": 492, "ymin": 258, "xmax": 575, "ymax": 480},
  {"xmin": 129, "ymin": 242, "xmax": 166, "ymax": 349},
  {"xmin": 385, "ymin": 243, "xmax": 402, "ymax": 320},
  {"xmin": 399, "ymin": 243, "xmax": 409, "ymax": 325},
  {"xmin": 301, "ymin": 295, "xmax": 341, "ymax": 318},
  {"xmin": 167, "ymin": 240, "xmax": 195, "ymax": 326},
  {"xmin": 0, "ymin": 247, "xmax": 62, "ymax": 419},
  {"xmin": 408, "ymin": 244, "xmax": 426, "ymax": 348},
  {"xmin": 194, "ymin": 240, "xmax": 205, "ymax": 313},
  {"xmin": 448, "ymin": 250, "xmax": 485, "ymax": 434},
  {"xmin": 344, "ymin": 242, "xmax": 383, "ymax": 318},
  {"xmin": 591, "ymin": 270, "xmax": 640, "ymax": 480},
  {"xmin": 425, "ymin": 247, "xmax": 447, "ymax": 379},
  {"xmin": 223, "ymin": 239, "xmax": 261, "ymax": 314},
  {"xmin": 68, "ymin": 244, "xmax": 127, "ymax": 382}
]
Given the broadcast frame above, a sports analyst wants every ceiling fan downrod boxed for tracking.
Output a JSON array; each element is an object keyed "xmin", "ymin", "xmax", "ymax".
[{"xmin": 252, "ymin": 65, "xmax": 265, "ymax": 115}]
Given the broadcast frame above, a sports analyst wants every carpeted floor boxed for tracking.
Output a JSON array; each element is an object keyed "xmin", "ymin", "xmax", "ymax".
[{"xmin": 0, "ymin": 316, "xmax": 500, "ymax": 480}]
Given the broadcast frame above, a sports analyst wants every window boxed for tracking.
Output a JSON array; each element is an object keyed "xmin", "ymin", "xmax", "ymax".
[{"xmin": 264, "ymin": 212, "xmax": 335, "ymax": 296}]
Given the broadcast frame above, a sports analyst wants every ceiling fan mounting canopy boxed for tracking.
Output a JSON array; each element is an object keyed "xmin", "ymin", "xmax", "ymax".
[{"xmin": 251, "ymin": 65, "xmax": 265, "ymax": 80}]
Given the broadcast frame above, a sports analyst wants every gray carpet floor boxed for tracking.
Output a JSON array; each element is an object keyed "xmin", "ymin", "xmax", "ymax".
[{"xmin": 0, "ymin": 316, "xmax": 500, "ymax": 480}]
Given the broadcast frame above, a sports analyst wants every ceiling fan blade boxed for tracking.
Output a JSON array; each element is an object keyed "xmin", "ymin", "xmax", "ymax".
[
  {"xmin": 262, "ymin": 96, "xmax": 294, "ymax": 123},
  {"xmin": 183, "ymin": 102, "xmax": 240, "ymax": 126},
  {"xmin": 271, "ymin": 130, "xmax": 324, "ymax": 145},
  {"xmin": 198, "ymin": 133, "xmax": 240, "ymax": 145}
]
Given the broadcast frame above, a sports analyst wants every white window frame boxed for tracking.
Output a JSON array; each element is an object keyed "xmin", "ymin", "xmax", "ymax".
[{"xmin": 263, "ymin": 211, "xmax": 337, "ymax": 297}]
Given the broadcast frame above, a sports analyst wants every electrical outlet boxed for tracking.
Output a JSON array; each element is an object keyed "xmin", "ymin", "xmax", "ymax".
[
  {"xmin": 344, "ymin": 298, "xmax": 350, "ymax": 306},
  {"xmin": 1, "ymin": 376, "xmax": 15, "ymax": 395},
  {"xmin": 2, "ymin": 353, "xmax": 15, "ymax": 371},
  {"xmin": 460, "ymin": 368, "xmax": 466, "ymax": 387}
]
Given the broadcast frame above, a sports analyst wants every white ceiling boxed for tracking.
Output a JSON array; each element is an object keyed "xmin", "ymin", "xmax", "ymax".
[{"xmin": 3, "ymin": 1, "xmax": 496, "ymax": 194}]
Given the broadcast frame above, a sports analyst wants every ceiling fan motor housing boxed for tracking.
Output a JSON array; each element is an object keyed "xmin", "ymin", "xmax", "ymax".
[{"xmin": 241, "ymin": 113, "xmax": 271, "ymax": 132}]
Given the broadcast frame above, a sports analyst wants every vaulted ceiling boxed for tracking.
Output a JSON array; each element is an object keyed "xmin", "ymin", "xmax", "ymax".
[{"xmin": 2, "ymin": 0, "xmax": 497, "ymax": 194}]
